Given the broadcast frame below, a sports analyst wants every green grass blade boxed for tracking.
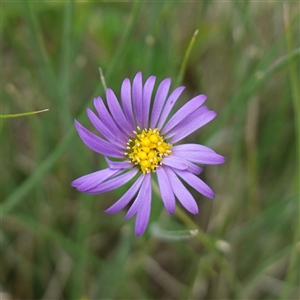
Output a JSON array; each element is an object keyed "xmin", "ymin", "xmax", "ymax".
[{"xmin": 150, "ymin": 223, "xmax": 199, "ymax": 241}]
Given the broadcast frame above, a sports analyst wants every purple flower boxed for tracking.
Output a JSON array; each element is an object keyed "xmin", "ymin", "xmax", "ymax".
[{"xmin": 72, "ymin": 72, "xmax": 225, "ymax": 236}]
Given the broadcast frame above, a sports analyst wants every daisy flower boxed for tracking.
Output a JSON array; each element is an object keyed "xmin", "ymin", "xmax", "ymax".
[{"xmin": 72, "ymin": 72, "xmax": 225, "ymax": 236}]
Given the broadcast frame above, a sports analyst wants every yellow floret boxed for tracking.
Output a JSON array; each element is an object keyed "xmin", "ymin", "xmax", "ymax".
[
  {"xmin": 142, "ymin": 146, "xmax": 150, "ymax": 153},
  {"xmin": 149, "ymin": 134, "xmax": 158, "ymax": 143},
  {"xmin": 148, "ymin": 150, "xmax": 155, "ymax": 159},
  {"xmin": 157, "ymin": 145, "xmax": 166, "ymax": 153},
  {"xmin": 138, "ymin": 151, "xmax": 147, "ymax": 160},
  {"xmin": 140, "ymin": 160, "xmax": 151, "ymax": 168},
  {"xmin": 141, "ymin": 137, "xmax": 151, "ymax": 146}
]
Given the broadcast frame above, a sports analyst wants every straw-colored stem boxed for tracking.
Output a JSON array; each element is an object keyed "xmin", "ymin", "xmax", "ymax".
[
  {"xmin": 0, "ymin": 109, "xmax": 49, "ymax": 119},
  {"xmin": 175, "ymin": 29, "xmax": 199, "ymax": 87}
]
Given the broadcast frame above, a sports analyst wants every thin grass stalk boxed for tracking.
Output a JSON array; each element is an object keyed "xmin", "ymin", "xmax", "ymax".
[
  {"xmin": 59, "ymin": 0, "xmax": 74, "ymax": 107},
  {"xmin": 0, "ymin": 109, "xmax": 49, "ymax": 118},
  {"xmin": 175, "ymin": 29, "xmax": 199, "ymax": 87}
]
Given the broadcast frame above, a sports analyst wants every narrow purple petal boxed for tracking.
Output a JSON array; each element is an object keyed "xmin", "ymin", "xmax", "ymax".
[
  {"xmin": 186, "ymin": 161, "xmax": 203, "ymax": 175},
  {"xmin": 105, "ymin": 157, "xmax": 134, "ymax": 170},
  {"xmin": 106, "ymin": 88, "xmax": 132, "ymax": 136},
  {"xmin": 94, "ymin": 97, "xmax": 128, "ymax": 142},
  {"xmin": 161, "ymin": 155, "xmax": 188, "ymax": 170},
  {"xmin": 125, "ymin": 173, "xmax": 151, "ymax": 219},
  {"xmin": 142, "ymin": 76, "xmax": 156, "ymax": 128},
  {"xmin": 104, "ymin": 174, "xmax": 145, "ymax": 214},
  {"xmin": 132, "ymin": 72, "xmax": 143, "ymax": 128},
  {"xmin": 172, "ymin": 143, "xmax": 216, "ymax": 153},
  {"xmin": 121, "ymin": 78, "xmax": 135, "ymax": 130},
  {"xmin": 173, "ymin": 169, "xmax": 215, "ymax": 198},
  {"xmin": 75, "ymin": 169, "xmax": 122, "ymax": 192},
  {"xmin": 87, "ymin": 108, "xmax": 125, "ymax": 148},
  {"xmin": 164, "ymin": 106, "xmax": 209, "ymax": 140},
  {"xmin": 150, "ymin": 78, "xmax": 171, "ymax": 128},
  {"xmin": 157, "ymin": 86, "xmax": 185, "ymax": 129},
  {"xmin": 163, "ymin": 155, "xmax": 203, "ymax": 174},
  {"xmin": 164, "ymin": 167, "xmax": 199, "ymax": 214},
  {"xmin": 84, "ymin": 169, "xmax": 139, "ymax": 194},
  {"xmin": 156, "ymin": 166, "xmax": 176, "ymax": 214},
  {"xmin": 71, "ymin": 168, "xmax": 120, "ymax": 189},
  {"xmin": 173, "ymin": 150, "xmax": 225, "ymax": 165},
  {"xmin": 168, "ymin": 110, "xmax": 217, "ymax": 144},
  {"xmin": 161, "ymin": 94, "xmax": 207, "ymax": 135},
  {"xmin": 135, "ymin": 174, "xmax": 152, "ymax": 236},
  {"xmin": 74, "ymin": 120, "xmax": 125, "ymax": 158}
]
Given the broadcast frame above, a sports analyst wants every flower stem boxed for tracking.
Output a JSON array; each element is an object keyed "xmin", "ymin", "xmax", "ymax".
[
  {"xmin": 174, "ymin": 205, "xmax": 214, "ymax": 250},
  {"xmin": 151, "ymin": 179, "xmax": 216, "ymax": 250}
]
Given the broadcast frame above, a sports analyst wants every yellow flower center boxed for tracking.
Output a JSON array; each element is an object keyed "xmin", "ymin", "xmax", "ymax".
[{"xmin": 125, "ymin": 128, "xmax": 172, "ymax": 173}]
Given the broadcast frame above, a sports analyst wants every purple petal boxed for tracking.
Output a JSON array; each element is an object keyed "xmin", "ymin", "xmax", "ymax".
[
  {"xmin": 173, "ymin": 169, "xmax": 215, "ymax": 198},
  {"xmin": 135, "ymin": 174, "xmax": 152, "ymax": 236},
  {"xmin": 87, "ymin": 108, "xmax": 125, "ymax": 148},
  {"xmin": 125, "ymin": 173, "xmax": 151, "ymax": 219},
  {"xmin": 142, "ymin": 76, "xmax": 156, "ymax": 128},
  {"xmin": 173, "ymin": 150, "xmax": 225, "ymax": 165},
  {"xmin": 172, "ymin": 143, "xmax": 217, "ymax": 153},
  {"xmin": 71, "ymin": 168, "xmax": 120, "ymax": 190},
  {"xmin": 150, "ymin": 78, "xmax": 171, "ymax": 129},
  {"xmin": 105, "ymin": 157, "xmax": 134, "ymax": 170},
  {"xmin": 164, "ymin": 105, "xmax": 209, "ymax": 139},
  {"xmin": 76, "ymin": 169, "xmax": 122, "ymax": 192},
  {"xmin": 161, "ymin": 94, "xmax": 207, "ymax": 135},
  {"xmin": 186, "ymin": 161, "xmax": 203, "ymax": 175},
  {"xmin": 157, "ymin": 86, "xmax": 185, "ymax": 129},
  {"xmin": 168, "ymin": 110, "xmax": 217, "ymax": 144},
  {"xmin": 84, "ymin": 168, "xmax": 139, "ymax": 194},
  {"xmin": 164, "ymin": 155, "xmax": 203, "ymax": 174},
  {"xmin": 161, "ymin": 155, "xmax": 188, "ymax": 170},
  {"xmin": 156, "ymin": 166, "xmax": 176, "ymax": 214},
  {"xmin": 106, "ymin": 88, "xmax": 132, "ymax": 136},
  {"xmin": 164, "ymin": 167, "xmax": 199, "ymax": 214},
  {"xmin": 74, "ymin": 120, "xmax": 125, "ymax": 158},
  {"xmin": 164, "ymin": 106, "xmax": 209, "ymax": 140},
  {"xmin": 104, "ymin": 174, "xmax": 145, "ymax": 214},
  {"xmin": 132, "ymin": 72, "xmax": 143, "ymax": 128},
  {"xmin": 94, "ymin": 97, "xmax": 128, "ymax": 141},
  {"xmin": 121, "ymin": 78, "xmax": 135, "ymax": 130}
]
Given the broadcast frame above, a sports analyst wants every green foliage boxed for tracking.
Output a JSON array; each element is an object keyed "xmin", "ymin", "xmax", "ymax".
[{"xmin": 1, "ymin": 1, "xmax": 299, "ymax": 299}]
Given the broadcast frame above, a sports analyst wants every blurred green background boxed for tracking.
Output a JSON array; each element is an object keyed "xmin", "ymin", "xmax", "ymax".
[{"xmin": 1, "ymin": 0, "xmax": 299, "ymax": 299}]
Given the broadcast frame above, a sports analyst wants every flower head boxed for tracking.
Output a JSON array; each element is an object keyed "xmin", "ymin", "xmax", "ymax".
[{"xmin": 72, "ymin": 72, "xmax": 225, "ymax": 235}]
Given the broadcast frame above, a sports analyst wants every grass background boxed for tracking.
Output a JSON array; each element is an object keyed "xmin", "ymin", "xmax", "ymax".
[{"xmin": 1, "ymin": 0, "xmax": 299, "ymax": 299}]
